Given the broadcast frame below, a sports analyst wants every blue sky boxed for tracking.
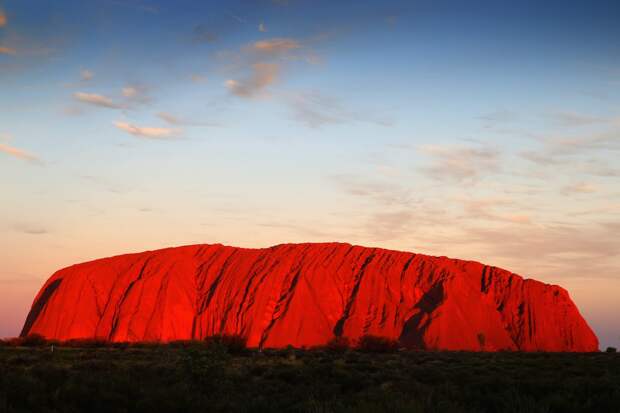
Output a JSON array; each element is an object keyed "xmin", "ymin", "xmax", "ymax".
[{"xmin": 1, "ymin": 0, "xmax": 619, "ymax": 348}]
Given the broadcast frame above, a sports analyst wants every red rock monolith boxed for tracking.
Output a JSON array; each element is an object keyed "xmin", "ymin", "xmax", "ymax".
[{"xmin": 21, "ymin": 243, "xmax": 599, "ymax": 351}]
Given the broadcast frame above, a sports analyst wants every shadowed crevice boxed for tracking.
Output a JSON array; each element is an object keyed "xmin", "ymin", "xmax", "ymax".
[
  {"xmin": 20, "ymin": 279, "xmax": 63, "ymax": 337},
  {"xmin": 333, "ymin": 251, "xmax": 376, "ymax": 337},
  {"xmin": 399, "ymin": 283, "xmax": 444, "ymax": 349}
]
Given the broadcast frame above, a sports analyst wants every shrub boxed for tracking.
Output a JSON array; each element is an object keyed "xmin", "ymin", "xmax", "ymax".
[
  {"xmin": 325, "ymin": 336, "xmax": 351, "ymax": 353},
  {"xmin": 606, "ymin": 347, "xmax": 617, "ymax": 353},
  {"xmin": 204, "ymin": 334, "xmax": 247, "ymax": 354},
  {"xmin": 19, "ymin": 334, "xmax": 48, "ymax": 347},
  {"xmin": 356, "ymin": 335, "xmax": 400, "ymax": 353},
  {"xmin": 167, "ymin": 340, "xmax": 211, "ymax": 350},
  {"xmin": 111, "ymin": 341, "xmax": 129, "ymax": 350},
  {"xmin": 5, "ymin": 337, "xmax": 23, "ymax": 347},
  {"xmin": 129, "ymin": 341, "xmax": 163, "ymax": 349},
  {"xmin": 62, "ymin": 338, "xmax": 110, "ymax": 348}
]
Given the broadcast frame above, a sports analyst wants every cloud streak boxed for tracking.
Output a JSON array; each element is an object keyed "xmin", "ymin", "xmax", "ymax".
[
  {"xmin": 0, "ymin": 46, "xmax": 16, "ymax": 55},
  {"xmin": 80, "ymin": 69, "xmax": 94, "ymax": 81},
  {"xmin": 121, "ymin": 84, "xmax": 152, "ymax": 105},
  {"xmin": 190, "ymin": 74, "xmax": 207, "ymax": 83},
  {"xmin": 419, "ymin": 144, "xmax": 500, "ymax": 182},
  {"xmin": 0, "ymin": 9, "xmax": 6, "ymax": 27},
  {"xmin": 250, "ymin": 38, "xmax": 300, "ymax": 55},
  {"xmin": 547, "ymin": 111, "xmax": 610, "ymax": 127},
  {"xmin": 477, "ymin": 110, "xmax": 519, "ymax": 127},
  {"xmin": 74, "ymin": 92, "xmax": 121, "ymax": 109},
  {"xmin": 157, "ymin": 112, "xmax": 219, "ymax": 127},
  {"xmin": 287, "ymin": 91, "xmax": 393, "ymax": 128},
  {"xmin": 13, "ymin": 223, "xmax": 48, "ymax": 235},
  {"xmin": 0, "ymin": 143, "xmax": 42, "ymax": 164},
  {"xmin": 459, "ymin": 198, "xmax": 531, "ymax": 224},
  {"xmin": 330, "ymin": 174, "xmax": 411, "ymax": 207},
  {"xmin": 518, "ymin": 112, "xmax": 620, "ymax": 184},
  {"xmin": 226, "ymin": 62, "xmax": 279, "ymax": 98},
  {"xmin": 551, "ymin": 130, "xmax": 620, "ymax": 153},
  {"xmin": 561, "ymin": 182, "xmax": 597, "ymax": 196},
  {"xmin": 114, "ymin": 121, "xmax": 178, "ymax": 139},
  {"xmin": 464, "ymin": 224, "xmax": 620, "ymax": 272}
]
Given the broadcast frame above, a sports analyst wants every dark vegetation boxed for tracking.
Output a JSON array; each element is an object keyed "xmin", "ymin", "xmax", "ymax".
[{"xmin": 1, "ymin": 334, "xmax": 619, "ymax": 413}]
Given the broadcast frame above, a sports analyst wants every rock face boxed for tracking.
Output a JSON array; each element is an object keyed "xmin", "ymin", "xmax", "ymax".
[{"xmin": 22, "ymin": 243, "xmax": 599, "ymax": 351}]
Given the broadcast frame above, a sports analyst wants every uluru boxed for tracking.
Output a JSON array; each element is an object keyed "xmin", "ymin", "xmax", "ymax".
[{"xmin": 21, "ymin": 243, "xmax": 599, "ymax": 352}]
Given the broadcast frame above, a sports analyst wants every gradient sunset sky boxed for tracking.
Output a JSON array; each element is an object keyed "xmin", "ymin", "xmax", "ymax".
[{"xmin": 1, "ymin": 0, "xmax": 619, "ymax": 349}]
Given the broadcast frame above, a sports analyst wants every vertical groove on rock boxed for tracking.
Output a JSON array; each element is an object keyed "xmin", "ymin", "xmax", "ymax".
[
  {"xmin": 108, "ymin": 256, "xmax": 153, "ymax": 340},
  {"xmin": 259, "ymin": 267, "xmax": 303, "ymax": 347},
  {"xmin": 203, "ymin": 249, "xmax": 237, "ymax": 312},
  {"xmin": 480, "ymin": 266, "xmax": 489, "ymax": 293},
  {"xmin": 85, "ymin": 273, "xmax": 103, "ymax": 318},
  {"xmin": 333, "ymin": 250, "xmax": 376, "ymax": 337},
  {"xmin": 258, "ymin": 244, "xmax": 313, "ymax": 347}
]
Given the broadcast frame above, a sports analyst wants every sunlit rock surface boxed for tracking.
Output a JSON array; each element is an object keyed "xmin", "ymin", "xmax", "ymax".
[{"xmin": 22, "ymin": 243, "xmax": 599, "ymax": 351}]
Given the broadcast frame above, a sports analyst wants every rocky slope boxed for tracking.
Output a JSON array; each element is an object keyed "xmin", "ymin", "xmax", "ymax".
[{"xmin": 21, "ymin": 243, "xmax": 599, "ymax": 351}]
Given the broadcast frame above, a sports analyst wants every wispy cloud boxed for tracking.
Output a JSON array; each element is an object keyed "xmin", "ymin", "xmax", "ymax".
[
  {"xmin": 223, "ymin": 37, "xmax": 309, "ymax": 99},
  {"xmin": 477, "ymin": 110, "xmax": 519, "ymax": 126},
  {"xmin": 328, "ymin": 174, "xmax": 424, "ymax": 241},
  {"xmin": 13, "ymin": 223, "xmax": 48, "ymax": 235},
  {"xmin": 114, "ymin": 121, "xmax": 178, "ymax": 139},
  {"xmin": 257, "ymin": 220, "xmax": 339, "ymax": 239},
  {"xmin": 249, "ymin": 38, "xmax": 300, "ymax": 55},
  {"xmin": 225, "ymin": 62, "xmax": 279, "ymax": 98},
  {"xmin": 520, "ymin": 151, "xmax": 564, "ymax": 166},
  {"xmin": 551, "ymin": 130, "xmax": 620, "ymax": 153},
  {"xmin": 74, "ymin": 92, "xmax": 122, "ymax": 109},
  {"xmin": 0, "ymin": 143, "xmax": 42, "ymax": 164},
  {"xmin": 189, "ymin": 9, "xmax": 252, "ymax": 45},
  {"xmin": 159, "ymin": 112, "xmax": 189, "ymax": 125},
  {"xmin": 561, "ymin": 182, "xmax": 597, "ymax": 196},
  {"xmin": 121, "ymin": 87, "xmax": 136, "ymax": 97},
  {"xmin": 80, "ymin": 69, "xmax": 94, "ymax": 81},
  {"xmin": 330, "ymin": 174, "xmax": 411, "ymax": 207},
  {"xmin": 521, "ymin": 150, "xmax": 620, "ymax": 179},
  {"xmin": 520, "ymin": 116, "xmax": 620, "ymax": 178},
  {"xmin": 459, "ymin": 198, "xmax": 531, "ymax": 224},
  {"xmin": 190, "ymin": 74, "xmax": 207, "ymax": 83},
  {"xmin": 122, "ymin": 84, "xmax": 151, "ymax": 104},
  {"xmin": 583, "ymin": 160, "xmax": 620, "ymax": 177},
  {"xmin": 79, "ymin": 174, "xmax": 132, "ymax": 195},
  {"xmin": 547, "ymin": 111, "xmax": 608, "ymax": 127},
  {"xmin": 287, "ymin": 91, "xmax": 393, "ymax": 128},
  {"xmin": 192, "ymin": 23, "xmax": 218, "ymax": 43},
  {"xmin": 0, "ymin": 9, "xmax": 6, "ymax": 27},
  {"xmin": 156, "ymin": 112, "xmax": 185, "ymax": 125},
  {"xmin": 157, "ymin": 112, "xmax": 219, "ymax": 127},
  {"xmin": 226, "ymin": 12, "xmax": 246, "ymax": 24},
  {"xmin": 462, "ymin": 223, "xmax": 620, "ymax": 277},
  {"xmin": 362, "ymin": 210, "xmax": 412, "ymax": 241},
  {"xmin": 0, "ymin": 46, "xmax": 16, "ymax": 55},
  {"xmin": 288, "ymin": 92, "xmax": 345, "ymax": 127},
  {"xmin": 258, "ymin": 22, "xmax": 267, "ymax": 32},
  {"xmin": 419, "ymin": 144, "xmax": 500, "ymax": 182}
]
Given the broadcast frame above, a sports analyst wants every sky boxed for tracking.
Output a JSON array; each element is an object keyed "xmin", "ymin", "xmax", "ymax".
[{"xmin": 0, "ymin": 0, "xmax": 619, "ymax": 349}]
